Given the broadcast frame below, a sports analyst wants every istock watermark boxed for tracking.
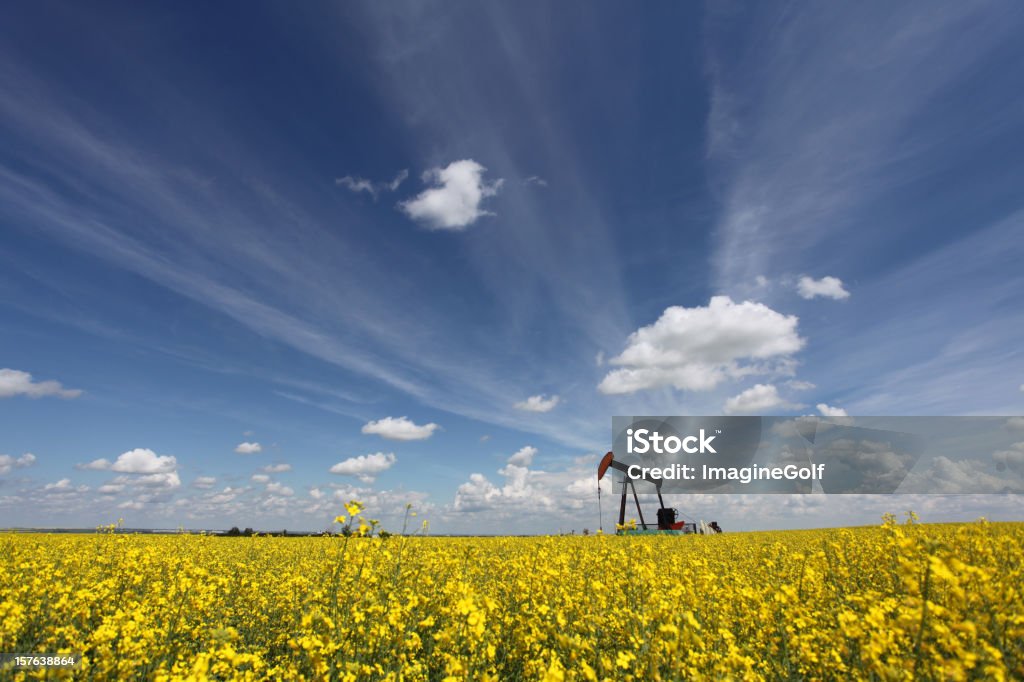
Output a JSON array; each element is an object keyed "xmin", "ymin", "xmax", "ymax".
[{"xmin": 610, "ymin": 416, "xmax": 1024, "ymax": 494}]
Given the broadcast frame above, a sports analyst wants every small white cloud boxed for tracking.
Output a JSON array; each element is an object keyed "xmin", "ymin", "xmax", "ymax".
[
  {"xmin": 266, "ymin": 481, "xmax": 294, "ymax": 496},
  {"xmin": 598, "ymin": 296, "xmax": 804, "ymax": 394},
  {"xmin": 507, "ymin": 446, "xmax": 537, "ymax": 467},
  {"xmin": 362, "ymin": 416, "xmax": 438, "ymax": 441},
  {"xmin": 82, "ymin": 448, "xmax": 177, "ymax": 474},
  {"xmin": 479, "ymin": 434, "xmax": 491, "ymax": 443},
  {"xmin": 523, "ymin": 175, "xmax": 548, "ymax": 187},
  {"xmin": 514, "ymin": 394, "xmax": 560, "ymax": 413},
  {"xmin": 723, "ymin": 384, "xmax": 797, "ymax": 415},
  {"xmin": 0, "ymin": 368, "xmax": 82, "ymax": 399},
  {"xmin": 817, "ymin": 403, "xmax": 849, "ymax": 417},
  {"xmin": 0, "ymin": 452, "xmax": 36, "ymax": 475},
  {"xmin": 336, "ymin": 169, "xmax": 409, "ymax": 200},
  {"xmin": 97, "ymin": 483, "xmax": 125, "ymax": 494},
  {"xmin": 755, "ymin": 275, "xmax": 769, "ymax": 288},
  {"xmin": 193, "ymin": 476, "xmax": 217, "ymax": 489},
  {"xmin": 787, "ymin": 380, "xmax": 816, "ymax": 391},
  {"xmin": 595, "ymin": 351, "xmax": 605, "ymax": 367},
  {"xmin": 398, "ymin": 159, "xmax": 503, "ymax": 230},
  {"xmin": 251, "ymin": 474, "xmax": 271, "ymax": 484},
  {"xmin": 235, "ymin": 442, "xmax": 262, "ymax": 454},
  {"xmin": 797, "ymin": 276, "xmax": 850, "ymax": 300},
  {"xmin": 119, "ymin": 471, "xmax": 181, "ymax": 489},
  {"xmin": 329, "ymin": 452, "xmax": 397, "ymax": 483},
  {"xmin": 44, "ymin": 478, "xmax": 72, "ymax": 490},
  {"xmin": 261, "ymin": 463, "xmax": 291, "ymax": 473},
  {"xmin": 309, "ymin": 487, "xmax": 324, "ymax": 500}
]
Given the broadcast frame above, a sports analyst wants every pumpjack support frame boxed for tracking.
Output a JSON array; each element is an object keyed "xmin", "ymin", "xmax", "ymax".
[{"xmin": 597, "ymin": 451, "xmax": 668, "ymax": 529}]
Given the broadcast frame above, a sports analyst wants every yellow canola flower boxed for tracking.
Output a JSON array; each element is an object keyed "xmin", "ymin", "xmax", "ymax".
[{"xmin": 0, "ymin": 517, "xmax": 1021, "ymax": 680}]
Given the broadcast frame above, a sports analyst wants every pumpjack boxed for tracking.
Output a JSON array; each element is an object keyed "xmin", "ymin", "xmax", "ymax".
[{"xmin": 597, "ymin": 451, "xmax": 722, "ymax": 534}]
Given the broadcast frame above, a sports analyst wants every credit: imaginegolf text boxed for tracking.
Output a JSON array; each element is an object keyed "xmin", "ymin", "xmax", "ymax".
[{"xmin": 626, "ymin": 462, "xmax": 826, "ymax": 486}]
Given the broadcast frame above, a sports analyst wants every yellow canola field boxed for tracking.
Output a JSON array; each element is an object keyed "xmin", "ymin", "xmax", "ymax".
[{"xmin": 2, "ymin": 517, "xmax": 1022, "ymax": 681}]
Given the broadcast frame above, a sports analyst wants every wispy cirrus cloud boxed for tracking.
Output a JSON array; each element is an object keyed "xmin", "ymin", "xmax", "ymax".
[
  {"xmin": 336, "ymin": 169, "xmax": 408, "ymax": 200},
  {"xmin": 705, "ymin": 2, "xmax": 1021, "ymax": 294},
  {"xmin": 0, "ymin": 65, "xmax": 614, "ymax": 450}
]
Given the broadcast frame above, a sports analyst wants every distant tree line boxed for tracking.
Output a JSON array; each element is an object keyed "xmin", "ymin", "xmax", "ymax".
[{"xmin": 219, "ymin": 527, "xmax": 393, "ymax": 538}]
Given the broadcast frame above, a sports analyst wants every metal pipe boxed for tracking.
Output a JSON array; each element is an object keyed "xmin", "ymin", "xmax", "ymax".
[{"xmin": 630, "ymin": 481, "xmax": 647, "ymax": 529}]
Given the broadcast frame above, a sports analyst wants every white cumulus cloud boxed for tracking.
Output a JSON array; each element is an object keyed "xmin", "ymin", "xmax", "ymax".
[
  {"xmin": 993, "ymin": 442, "xmax": 1024, "ymax": 471},
  {"xmin": 361, "ymin": 416, "xmax": 438, "ymax": 441},
  {"xmin": 0, "ymin": 453, "xmax": 36, "ymax": 475},
  {"xmin": 398, "ymin": 159, "xmax": 503, "ymax": 230},
  {"xmin": 261, "ymin": 463, "xmax": 291, "ymax": 473},
  {"xmin": 450, "ymin": 446, "xmax": 596, "ymax": 518},
  {"xmin": 507, "ymin": 446, "xmax": 537, "ymax": 467},
  {"xmin": 81, "ymin": 448, "xmax": 177, "ymax": 474},
  {"xmin": 598, "ymin": 296, "xmax": 804, "ymax": 394},
  {"xmin": 817, "ymin": 403, "xmax": 849, "ymax": 417},
  {"xmin": 329, "ymin": 452, "xmax": 397, "ymax": 483},
  {"xmin": 724, "ymin": 384, "xmax": 798, "ymax": 414},
  {"xmin": 235, "ymin": 442, "xmax": 262, "ymax": 454},
  {"xmin": 0, "ymin": 368, "xmax": 82, "ymax": 399},
  {"xmin": 797, "ymin": 276, "xmax": 850, "ymax": 300},
  {"xmin": 514, "ymin": 394, "xmax": 560, "ymax": 413}
]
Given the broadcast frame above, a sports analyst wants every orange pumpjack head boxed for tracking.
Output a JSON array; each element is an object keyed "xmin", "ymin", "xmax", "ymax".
[{"xmin": 597, "ymin": 451, "xmax": 614, "ymax": 481}]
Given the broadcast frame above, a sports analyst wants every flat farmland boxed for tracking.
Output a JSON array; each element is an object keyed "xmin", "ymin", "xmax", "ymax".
[{"xmin": 2, "ymin": 518, "xmax": 1022, "ymax": 680}]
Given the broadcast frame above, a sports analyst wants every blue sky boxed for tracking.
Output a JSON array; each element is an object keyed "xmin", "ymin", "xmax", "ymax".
[{"xmin": 1, "ymin": 1, "xmax": 1022, "ymax": 533}]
